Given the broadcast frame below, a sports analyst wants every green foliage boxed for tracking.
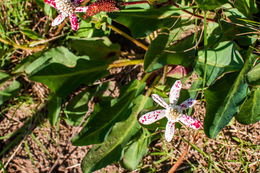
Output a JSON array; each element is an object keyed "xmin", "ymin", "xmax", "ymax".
[
  {"xmin": 194, "ymin": 0, "xmax": 228, "ymax": 10},
  {"xmin": 246, "ymin": 62, "xmax": 260, "ymax": 86},
  {"xmin": 236, "ymin": 87, "xmax": 260, "ymax": 124},
  {"xmin": 1, "ymin": 0, "xmax": 259, "ymax": 172}
]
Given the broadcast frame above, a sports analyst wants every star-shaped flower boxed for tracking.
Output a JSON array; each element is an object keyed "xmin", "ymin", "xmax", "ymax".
[
  {"xmin": 139, "ymin": 80, "xmax": 202, "ymax": 142},
  {"xmin": 44, "ymin": 0, "xmax": 89, "ymax": 31}
]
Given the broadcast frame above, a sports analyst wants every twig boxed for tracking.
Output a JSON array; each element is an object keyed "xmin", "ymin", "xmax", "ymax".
[
  {"xmin": 107, "ymin": 22, "xmax": 148, "ymax": 51},
  {"xmin": 168, "ymin": 132, "xmax": 200, "ymax": 173},
  {"xmin": 172, "ymin": 2, "xmax": 216, "ymax": 23},
  {"xmin": 108, "ymin": 59, "xmax": 143, "ymax": 69}
]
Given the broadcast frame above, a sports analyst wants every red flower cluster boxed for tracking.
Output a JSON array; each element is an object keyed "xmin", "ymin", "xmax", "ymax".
[{"xmin": 84, "ymin": 0, "xmax": 120, "ymax": 17}]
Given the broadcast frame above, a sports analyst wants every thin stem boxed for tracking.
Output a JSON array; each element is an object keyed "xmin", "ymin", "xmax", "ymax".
[
  {"xmin": 172, "ymin": 2, "xmax": 216, "ymax": 23},
  {"xmin": 0, "ymin": 37, "xmax": 46, "ymax": 52},
  {"xmin": 108, "ymin": 59, "xmax": 143, "ymax": 69},
  {"xmin": 118, "ymin": 1, "xmax": 149, "ymax": 6},
  {"xmin": 107, "ymin": 22, "xmax": 148, "ymax": 51},
  {"xmin": 202, "ymin": 11, "xmax": 208, "ymax": 98}
]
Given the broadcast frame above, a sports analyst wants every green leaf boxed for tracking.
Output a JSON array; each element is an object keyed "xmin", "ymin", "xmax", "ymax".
[
  {"xmin": 65, "ymin": 90, "xmax": 90, "ymax": 126},
  {"xmin": 21, "ymin": 28, "xmax": 43, "ymax": 40},
  {"xmin": 0, "ymin": 80, "xmax": 21, "ymax": 105},
  {"xmin": 0, "ymin": 71, "xmax": 10, "ymax": 86},
  {"xmin": 204, "ymin": 50, "xmax": 253, "ymax": 138},
  {"xmin": 246, "ymin": 63, "xmax": 260, "ymax": 86},
  {"xmin": 47, "ymin": 92, "xmax": 62, "ymax": 126},
  {"xmin": 69, "ymin": 37, "xmax": 120, "ymax": 62},
  {"xmin": 110, "ymin": 6, "xmax": 191, "ymax": 38},
  {"xmin": 121, "ymin": 129, "xmax": 151, "ymax": 170},
  {"xmin": 80, "ymin": 94, "xmax": 149, "ymax": 173},
  {"xmin": 72, "ymin": 80, "xmax": 144, "ymax": 145},
  {"xmin": 144, "ymin": 32, "xmax": 196, "ymax": 72},
  {"xmin": 29, "ymin": 59, "xmax": 108, "ymax": 97},
  {"xmin": 233, "ymin": 0, "xmax": 258, "ymax": 19},
  {"xmin": 25, "ymin": 46, "xmax": 89, "ymax": 74},
  {"xmin": 195, "ymin": 0, "xmax": 228, "ymax": 10},
  {"xmin": 195, "ymin": 41, "xmax": 244, "ymax": 86},
  {"xmin": 236, "ymin": 88, "xmax": 260, "ymax": 124},
  {"xmin": 144, "ymin": 30, "xmax": 170, "ymax": 72}
]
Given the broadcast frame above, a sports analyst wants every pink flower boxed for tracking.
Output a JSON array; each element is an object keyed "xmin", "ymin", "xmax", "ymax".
[
  {"xmin": 139, "ymin": 80, "xmax": 202, "ymax": 142},
  {"xmin": 44, "ymin": 0, "xmax": 89, "ymax": 31}
]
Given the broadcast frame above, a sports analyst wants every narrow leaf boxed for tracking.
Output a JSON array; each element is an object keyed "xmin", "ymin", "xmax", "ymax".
[{"xmin": 47, "ymin": 93, "xmax": 62, "ymax": 126}]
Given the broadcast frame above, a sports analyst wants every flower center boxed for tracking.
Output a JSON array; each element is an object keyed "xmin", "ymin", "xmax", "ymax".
[
  {"xmin": 167, "ymin": 104, "xmax": 181, "ymax": 121},
  {"xmin": 55, "ymin": 0, "xmax": 75, "ymax": 15}
]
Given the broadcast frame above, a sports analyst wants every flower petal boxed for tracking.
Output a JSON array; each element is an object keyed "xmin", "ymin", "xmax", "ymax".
[
  {"xmin": 69, "ymin": 14, "xmax": 79, "ymax": 31},
  {"xmin": 165, "ymin": 121, "xmax": 175, "ymax": 142},
  {"xmin": 73, "ymin": 0, "xmax": 84, "ymax": 6},
  {"xmin": 52, "ymin": 13, "xmax": 67, "ymax": 26},
  {"xmin": 169, "ymin": 80, "xmax": 182, "ymax": 104},
  {"xmin": 180, "ymin": 98, "xmax": 197, "ymax": 110},
  {"xmin": 44, "ymin": 0, "xmax": 57, "ymax": 8},
  {"xmin": 152, "ymin": 94, "xmax": 168, "ymax": 109},
  {"xmin": 179, "ymin": 114, "xmax": 202, "ymax": 129},
  {"xmin": 139, "ymin": 109, "xmax": 166, "ymax": 125},
  {"xmin": 75, "ymin": 6, "xmax": 89, "ymax": 13}
]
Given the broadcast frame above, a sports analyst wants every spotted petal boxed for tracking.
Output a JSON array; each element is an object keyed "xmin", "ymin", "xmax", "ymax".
[
  {"xmin": 165, "ymin": 121, "xmax": 175, "ymax": 142},
  {"xmin": 180, "ymin": 98, "xmax": 197, "ymax": 110},
  {"xmin": 52, "ymin": 13, "xmax": 67, "ymax": 26},
  {"xmin": 75, "ymin": 6, "xmax": 89, "ymax": 13},
  {"xmin": 44, "ymin": 0, "xmax": 57, "ymax": 8},
  {"xmin": 69, "ymin": 14, "xmax": 79, "ymax": 31},
  {"xmin": 152, "ymin": 94, "xmax": 168, "ymax": 109},
  {"xmin": 169, "ymin": 80, "xmax": 182, "ymax": 104},
  {"xmin": 139, "ymin": 109, "xmax": 166, "ymax": 125},
  {"xmin": 179, "ymin": 114, "xmax": 202, "ymax": 129}
]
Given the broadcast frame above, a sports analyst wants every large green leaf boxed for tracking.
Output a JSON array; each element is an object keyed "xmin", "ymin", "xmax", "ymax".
[
  {"xmin": 0, "ymin": 80, "xmax": 21, "ymax": 105},
  {"xmin": 110, "ymin": 6, "xmax": 191, "ymax": 38},
  {"xmin": 204, "ymin": 51, "xmax": 253, "ymax": 138},
  {"xmin": 195, "ymin": 41, "xmax": 244, "ymax": 86},
  {"xmin": 29, "ymin": 59, "xmax": 108, "ymax": 97},
  {"xmin": 69, "ymin": 37, "xmax": 120, "ymax": 62},
  {"xmin": 47, "ymin": 92, "xmax": 62, "ymax": 126},
  {"xmin": 121, "ymin": 128, "xmax": 151, "ymax": 170},
  {"xmin": 233, "ymin": 0, "xmax": 258, "ymax": 19},
  {"xmin": 71, "ymin": 80, "xmax": 144, "ymax": 145},
  {"xmin": 236, "ymin": 88, "xmax": 260, "ymax": 124},
  {"xmin": 80, "ymin": 94, "xmax": 149, "ymax": 173},
  {"xmin": 195, "ymin": 0, "xmax": 228, "ymax": 10},
  {"xmin": 15, "ymin": 47, "xmax": 89, "ymax": 75},
  {"xmin": 246, "ymin": 62, "xmax": 260, "ymax": 86},
  {"xmin": 144, "ymin": 32, "xmax": 196, "ymax": 72}
]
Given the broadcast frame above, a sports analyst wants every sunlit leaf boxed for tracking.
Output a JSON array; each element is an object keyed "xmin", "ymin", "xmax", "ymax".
[
  {"xmin": 236, "ymin": 87, "xmax": 260, "ymax": 124},
  {"xmin": 29, "ymin": 59, "xmax": 108, "ymax": 97},
  {"xmin": 72, "ymin": 80, "xmax": 144, "ymax": 145},
  {"xmin": 80, "ymin": 94, "xmax": 150, "ymax": 173},
  {"xmin": 195, "ymin": 41, "xmax": 244, "ymax": 86},
  {"xmin": 246, "ymin": 62, "xmax": 260, "ymax": 86},
  {"xmin": 195, "ymin": 0, "xmax": 228, "ymax": 10},
  {"xmin": 204, "ymin": 51, "xmax": 253, "ymax": 138}
]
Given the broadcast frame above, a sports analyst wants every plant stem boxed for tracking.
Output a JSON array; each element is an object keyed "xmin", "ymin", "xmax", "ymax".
[
  {"xmin": 172, "ymin": 2, "xmax": 216, "ymax": 23},
  {"xmin": 118, "ymin": 1, "xmax": 149, "ymax": 6},
  {"xmin": 202, "ymin": 11, "xmax": 208, "ymax": 98},
  {"xmin": 0, "ymin": 37, "xmax": 46, "ymax": 52},
  {"xmin": 108, "ymin": 59, "xmax": 144, "ymax": 69},
  {"xmin": 107, "ymin": 22, "xmax": 148, "ymax": 51}
]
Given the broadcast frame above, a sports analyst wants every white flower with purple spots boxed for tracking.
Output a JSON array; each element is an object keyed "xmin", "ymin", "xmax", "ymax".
[
  {"xmin": 44, "ymin": 0, "xmax": 89, "ymax": 31},
  {"xmin": 139, "ymin": 80, "xmax": 202, "ymax": 142}
]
